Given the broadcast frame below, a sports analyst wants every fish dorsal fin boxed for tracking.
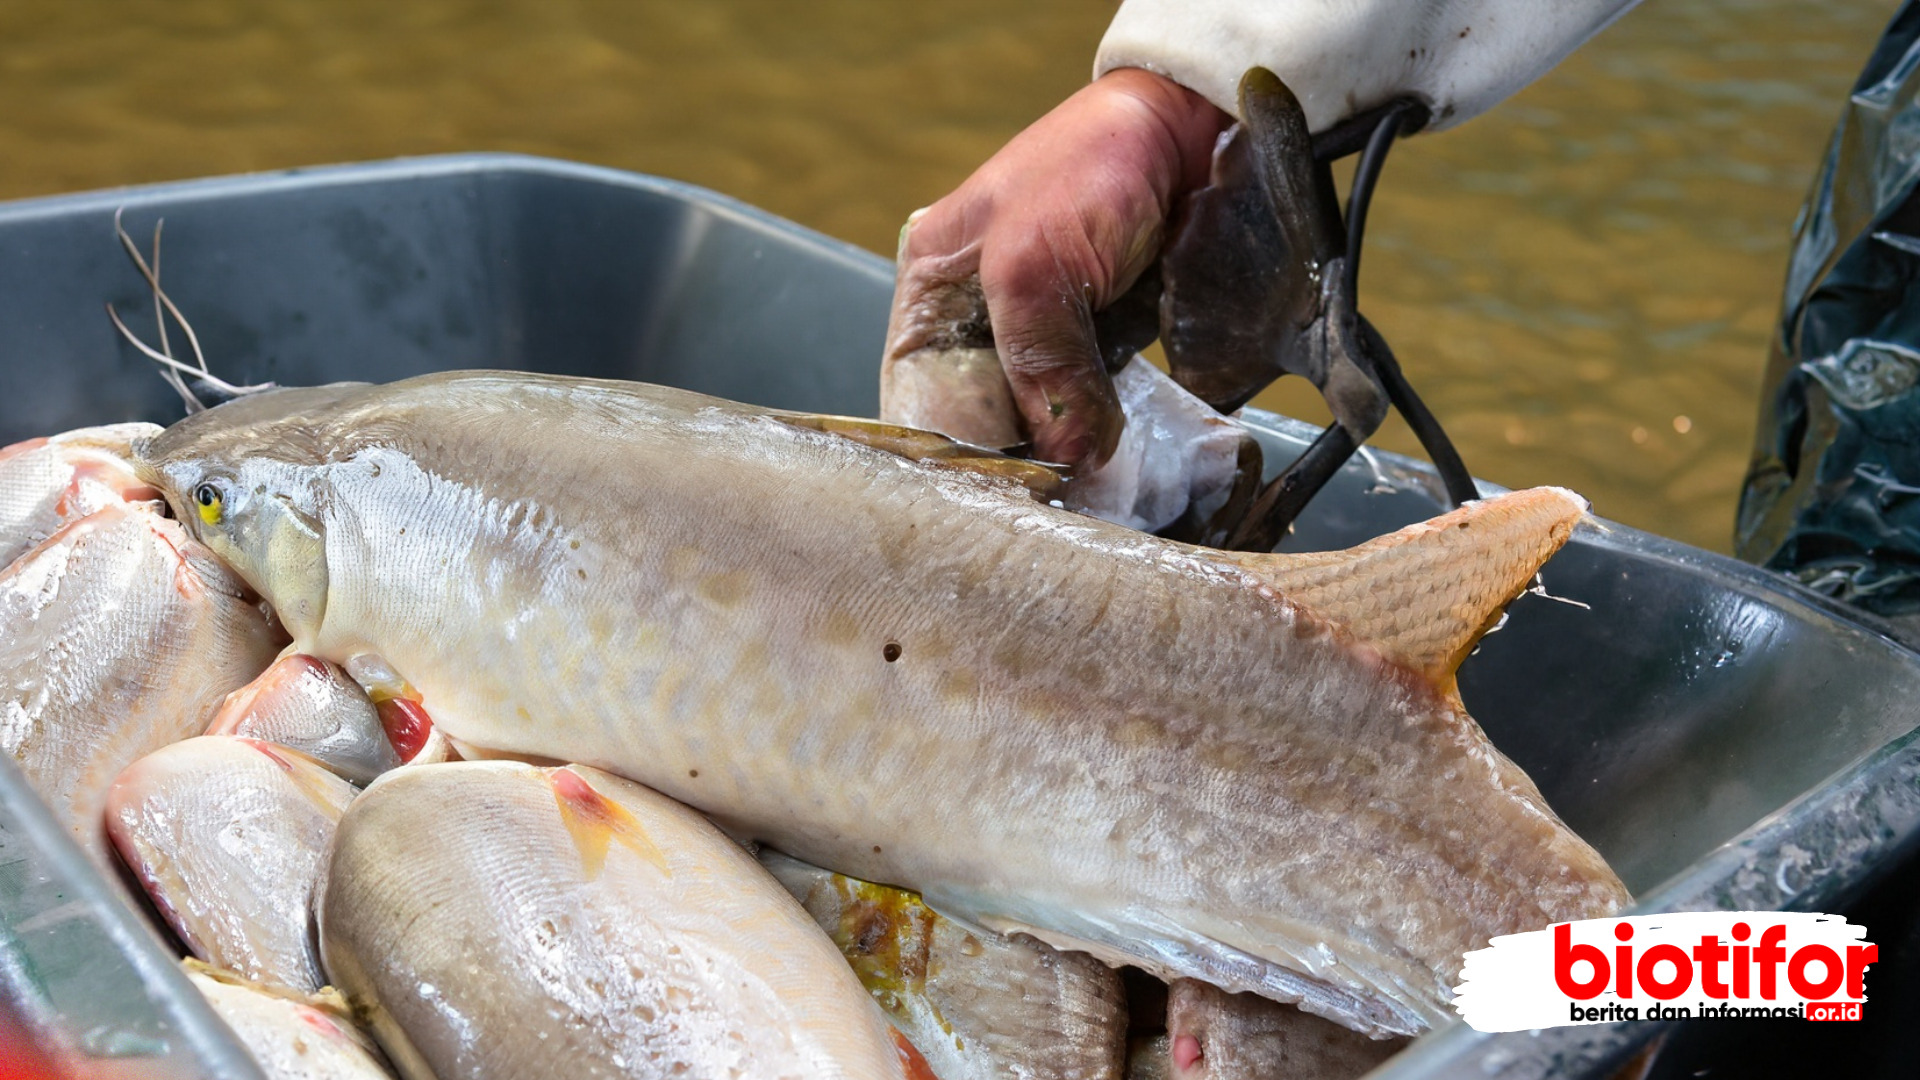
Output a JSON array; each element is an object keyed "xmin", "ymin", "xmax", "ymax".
[
  {"xmin": 1221, "ymin": 487, "xmax": 1588, "ymax": 687},
  {"xmin": 777, "ymin": 412, "xmax": 1065, "ymax": 500}
]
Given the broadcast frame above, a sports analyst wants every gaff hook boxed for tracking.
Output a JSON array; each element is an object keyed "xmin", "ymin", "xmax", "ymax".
[{"xmin": 1156, "ymin": 68, "xmax": 1476, "ymax": 551}]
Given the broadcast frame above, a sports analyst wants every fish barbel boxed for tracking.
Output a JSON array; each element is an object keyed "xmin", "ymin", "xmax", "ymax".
[
  {"xmin": 0, "ymin": 501, "xmax": 283, "ymax": 865},
  {"xmin": 135, "ymin": 371, "xmax": 1629, "ymax": 1035},
  {"xmin": 320, "ymin": 761, "xmax": 921, "ymax": 1080}
]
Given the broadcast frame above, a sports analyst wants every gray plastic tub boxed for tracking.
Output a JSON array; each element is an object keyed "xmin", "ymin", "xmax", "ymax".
[{"xmin": 1, "ymin": 154, "xmax": 1916, "ymax": 1077}]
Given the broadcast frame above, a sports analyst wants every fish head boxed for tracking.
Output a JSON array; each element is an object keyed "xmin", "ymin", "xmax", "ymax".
[{"xmin": 132, "ymin": 384, "xmax": 365, "ymax": 641}]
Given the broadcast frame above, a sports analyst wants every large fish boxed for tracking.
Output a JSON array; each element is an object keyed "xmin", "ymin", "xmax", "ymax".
[
  {"xmin": 0, "ymin": 502, "xmax": 283, "ymax": 865},
  {"xmin": 108, "ymin": 736, "xmax": 358, "ymax": 992},
  {"xmin": 0, "ymin": 423, "xmax": 162, "ymax": 565},
  {"xmin": 320, "ymin": 761, "xmax": 925, "ymax": 1080},
  {"xmin": 135, "ymin": 371, "xmax": 1629, "ymax": 1036}
]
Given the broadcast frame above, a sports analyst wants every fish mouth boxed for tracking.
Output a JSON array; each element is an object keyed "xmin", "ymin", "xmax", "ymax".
[{"xmin": 128, "ymin": 448, "xmax": 188, "ymax": 525}]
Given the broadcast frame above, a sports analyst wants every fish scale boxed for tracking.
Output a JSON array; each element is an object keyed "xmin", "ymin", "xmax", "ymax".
[
  {"xmin": 136, "ymin": 371, "xmax": 1629, "ymax": 1038},
  {"xmin": 322, "ymin": 762, "xmax": 914, "ymax": 1080},
  {"xmin": 0, "ymin": 502, "xmax": 283, "ymax": 869}
]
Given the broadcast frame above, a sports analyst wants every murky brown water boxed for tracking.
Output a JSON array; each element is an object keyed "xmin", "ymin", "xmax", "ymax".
[{"xmin": 0, "ymin": 0, "xmax": 1901, "ymax": 549}]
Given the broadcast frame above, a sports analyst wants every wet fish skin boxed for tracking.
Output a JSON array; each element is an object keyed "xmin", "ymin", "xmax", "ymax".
[
  {"xmin": 319, "ymin": 760, "xmax": 919, "ymax": 1080},
  {"xmin": 137, "ymin": 372, "xmax": 1629, "ymax": 1036},
  {"xmin": 763, "ymin": 849, "xmax": 1128, "ymax": 1080},
  {"xmin": 0, "ymin": 423, "xmax": 163, "ymax": 565},
  {"xmin": 1, "ymin": 502, "xmax": 284, "ymax": 866},
  {"xmin": 1127, "ymin": 1036, "xmax": 1171, "ymax": 1080},
  {"xmin": 185, "ymin": 964, "xmax": 393, "ymax": 1080},
  {"xmin": 108, "ymin": 736, "xmax": 357, "ymax": 992},
  {"xmin": 1164, "ymin": 979, "xmax": 1406, "ymax": 1080},
  {"xmin": 206, "ymin": 654, "xmax": 401, "ymax": 784}
]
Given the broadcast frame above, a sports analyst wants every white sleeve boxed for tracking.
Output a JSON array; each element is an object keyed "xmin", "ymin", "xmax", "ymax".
[{"xmin": 1095, "ymin": 0, "xmax": 1641, "ymax": 133}]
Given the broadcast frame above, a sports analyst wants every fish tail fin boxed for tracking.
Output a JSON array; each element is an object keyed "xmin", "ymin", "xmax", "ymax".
[{"xmin": 1232, "ymin": 487, "xmax": 1588, "ymax": 690}]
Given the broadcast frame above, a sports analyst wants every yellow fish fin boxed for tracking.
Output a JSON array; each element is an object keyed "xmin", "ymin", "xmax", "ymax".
[
  {"xmin": 1221, "ymin": 487, "xmax": 1588, "ymax": 690},
  {"xmin": 549, "ymin": 766, "xmax": 666, "ymax": 879},
  {"xmin": 777, "ymin": 413, "xmax": 1064, "ymax": 500}
]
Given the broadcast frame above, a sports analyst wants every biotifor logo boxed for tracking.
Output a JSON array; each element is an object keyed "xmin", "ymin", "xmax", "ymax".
[{"xmin": 1452, "ymin": 912, "xmax": 1874, "ymax": 1032}]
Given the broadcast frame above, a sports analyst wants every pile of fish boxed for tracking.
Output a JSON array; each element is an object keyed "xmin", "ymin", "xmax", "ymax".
[{"xmin": 0, "ymin": 371, "xmax": 1630, "ymax": 1080}]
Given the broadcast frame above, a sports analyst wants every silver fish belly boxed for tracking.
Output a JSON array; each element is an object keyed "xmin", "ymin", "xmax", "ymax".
[
  {"xmin": 205, "ymin": 654, "xmax": 402, "ymax": 784},
  {"xmin": 1, "ymin": 502, "xmax": 283, "ymax": 865},
  {"xmin": 0, "ymin": 423, "xmax": 162, "ymax": 566},
  {"xmin": 319, "ymin": 760, "xmax": 920, "ymax": 1080},
  {"xmin": 109, "ymin": 736, "xmax": 357, "ymax": 992},
  {"xmin": 184, "ymin": 964, "xmax": 393, "ymax": 1080},
  {"xmin": 136, "ymin": 372, "xmax": 1629, "ymax": 1036}
]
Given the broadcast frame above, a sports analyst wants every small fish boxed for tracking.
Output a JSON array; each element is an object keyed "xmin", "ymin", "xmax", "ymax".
[
  {"xmin": 205, "ymin": 654, "xmax": 402, "ymax": 784},
  {"xmin": 138, "ymin": 372, "xmax": 1629, "ymax": 1035},
  {"xmin": 1163, "ymin": 979, "xmax": 1406, "ymax": 1080},
  {"xmin": 0, "ymin": 502, "xmax": 283, "ymax": 866},
  {"xmin": 108, "ymin": 736, "xmax": 357, "ymax": 992},
  {"xmin": 320, "ymin": 761, "xmax": 928, "ymax": 1080},
  {"xmin": 184, "ymin": 962, "xmax": 393, "ymax": 1080},
  {"xmin": 0, "ymin": 423, "xmax": 163, "ymax": 565},
  {"xmin": 763, "ymin": 849, "xmax": 1128, "ymax": 1080}
]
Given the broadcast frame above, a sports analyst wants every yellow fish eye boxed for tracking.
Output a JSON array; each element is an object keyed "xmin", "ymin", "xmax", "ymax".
[{"xmin": 193, "ymin": 482, "xmax": 224, "ymax": 525}]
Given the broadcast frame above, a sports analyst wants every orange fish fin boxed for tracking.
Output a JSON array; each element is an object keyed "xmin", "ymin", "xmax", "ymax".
[
  {"xmin": 890, "ymin": 1028, "xmax": 940, "ymax": 1080},
  {"xmin": 777, "ymin": 413, "xmax": 1064, "ymax": 500},
  {"xmin": 1222, "ymin": 487, "xmax": 1588, "ymax": 685},
  {"xmin": 549, "ymin": 767, "xmax": 666, "ymax": 879}
]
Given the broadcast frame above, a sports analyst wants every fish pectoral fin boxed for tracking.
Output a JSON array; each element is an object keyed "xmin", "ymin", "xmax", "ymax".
[
  {"xmin": 777, "ymin": 413, "xmax": 1065, "ymax": 500},
  {"xmin": 1226, "ymin": 487, "xmax": 1589, "ymax": 687},
  {"xmin": 549, "ymin": 766, "xmax": 667, "ymax": 878}
]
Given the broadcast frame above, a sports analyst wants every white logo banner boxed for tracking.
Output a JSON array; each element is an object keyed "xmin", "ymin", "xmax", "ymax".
[{"xmin": 1453, "ymin": 911, "xmax": 1875, "ymax": 1032}]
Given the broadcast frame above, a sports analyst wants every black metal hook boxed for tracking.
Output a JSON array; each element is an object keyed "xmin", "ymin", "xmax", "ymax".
[{"xmin": 1220, "ymin": 78, "xmax": 1476, "ymax": 550}]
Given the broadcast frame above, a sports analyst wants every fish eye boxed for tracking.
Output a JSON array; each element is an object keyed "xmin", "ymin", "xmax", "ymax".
[{"xmin": 193, "ymin": 482, "xmax": 224, "ymax": 525}]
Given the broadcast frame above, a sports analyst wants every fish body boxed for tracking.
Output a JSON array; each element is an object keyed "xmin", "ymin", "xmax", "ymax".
[
  {"xmin": 137, "ymin": 372, "xmax": 1629, "ymax": 1035},
  {"xmin": 206, "ymin": 655, "xmax": 401, "ymax": 784},
  {"xmin": 108, "ymin": 736, "xmax": 357, "ymax": 992},
  {"xmin": 319, "ymin": 761, "xmax": 920, "ymax": 1080},
  {"xmin": 0, "ymin": 423, "xmax": 162, "ymax": 565},
  {"xmin": 0, "ymin": 502, "xmax": 283, "ymax": 864},
  {"xmin": 185, "ymin": 965, "xmax": 393, "ymax": 1080},
  {"xmin": 763, "ymin": 849, "xmax": 1127, "ymax": 1080},
  {"xmin": 1164, "ymin": 979, "xmax": 1405, "ymax": 1079}
]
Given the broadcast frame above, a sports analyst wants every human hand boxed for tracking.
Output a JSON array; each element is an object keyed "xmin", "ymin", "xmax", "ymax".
[{"xmin": 881, "ymin": 68, "xmax": 1230, "ymax": 469}]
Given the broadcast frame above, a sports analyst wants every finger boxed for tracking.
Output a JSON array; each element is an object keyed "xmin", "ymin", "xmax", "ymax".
[
  {"xmin": 980, "ymin": 230, "xmax": 1122, "ymax": 469},
  {"xmin": 883, "ymin": 218, "xmax": 988, "ymax": 362},
  {"xmin": 882, "ymin": 204, "xmax": 1029, "ymax": 447}
]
